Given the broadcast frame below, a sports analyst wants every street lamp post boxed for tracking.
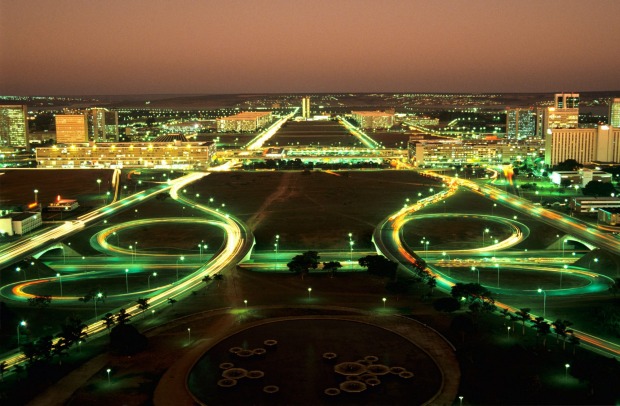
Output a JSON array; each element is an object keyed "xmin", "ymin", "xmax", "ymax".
[
  {"xmin": 187, "ymin": 328, "xmax": 191, "ymax": 345},
  {"xmin": 17, "ymin": 320, "xmax": 26, "ymax": 346},
  {"xmin": 590, "ymin": 257, "xmax": 599, "ymax": 269},
  {"xmin": 274, "ymin": 234, "xmax": 280, "ymax": 270},
  {"xmin": 348, "ymin": 233, "xmax": 354, "ymax": 267},
  {"xmin": 57, "ymin": 273, "xmax": 63, "ymax": 297},
  {"xmin": 562, "ymin": 239, "xmax": 567, "ymax": 258},
  {"xmin": 106, "ymin": 368, "xmax": 111, "ymax": 385},
  {"xmin": 94, "ymin": 292, "xmax": 103, "ymax": 320},
  {"xmin": 495, "ymin": 263, "xmax": 500, "ymax": 288},
  {"xmin": 442, "ymin": 251, "xmax": 451, "ymax": 276},
  {"xmin": 34, "ymin": 189, "xmax": 38, "ymax": 204},
  {"xmin": 148, "ymin": 272, "xmax": 157, "ymax": 290},
  {"xmin": 125, "ymin": 269, "xmax": 129, "ymax": 293},
  {"xmin": 482, "ymin": 228, "xmax": 489, "ymax": 247},
  {"xmin": 471, "ymin": 266, "xmax": 479, "ymax": 284},
  {"xmin": 507, "ymin": 326, "xmax": 511, "ymax": 337},
  {"xmin": 97, "ymin": 179, "xmax": 101, "ymax": 194},
  {"xmin": 308, "ymin": 287, "xmax": 312, "ymax": 299},
  {"xmin": 244, "ymin": 299, "xmax": 248, "ymax": 308},
  {"xmin": 537, "ymin": 288, "xmax": 546, "ymax": 319},
  {"xmin": 565, "ymin": 363, "xmax": 570, "ymax": 381},
  {"xmin": 176, "ymin": 256, "xmax": 185, "ymax": 282},
  {"xmin": 561, "ymin": 265, "xmax": 568, "ymax": 288},
  {"xmin": 16, "ymin": 266, "xmax": 26, "ymax": 281},
  {"xmin": 382, "ymin": 297, "xmax": 387, "ymax": 308},
  {"xmin": 129, "ymin": 245, "xmax": 134, "ymax": 264}
]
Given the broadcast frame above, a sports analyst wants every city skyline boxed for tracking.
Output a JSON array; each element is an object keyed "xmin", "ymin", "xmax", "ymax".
[{"xmin": 1, "ymin": 0, "xmax": 620, "ymax": 96}]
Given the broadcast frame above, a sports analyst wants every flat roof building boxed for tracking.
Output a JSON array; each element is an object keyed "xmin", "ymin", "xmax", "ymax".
[
  {"xmin": 36, "ymin": 140, "xmax": 216, "ymax": 169},
  {"xmin": 506, "ymin": 107, "xmax": 537, "ymax": 139},
  {"xmin": 571, "ymin": 196, "xmax": 620, "ymax": 213},
  {"xmin": 0, "ymin": 105, "xmax": 29, "ymax": 147},
  {"xmin": 409, "ymin": 137, "xmax": 543, "ymax": 166},
  {"xmin": 610, "ymin": 98, "xmax": 620, "ymax": 127},
  {"xmin": 0, "ymin": 212, "xmax": 42, "ymax": 236},
  {"xmin": 217, "ymin": 111, "xmax": 272, "ymax": 133},
  {"xmin": 55, "ymin": 114, "xmax": 88, "ymax": 144},
  {"xmin": 544, "ymin": 125, "xmax": 620, "ymax": 166},
  {"xmin": 63, "ymin": 108, "xmax": 119, "ymax": 142},
  {"xmin": 351, "ymin": 111, "xmax": 394, "ymax": 130}
]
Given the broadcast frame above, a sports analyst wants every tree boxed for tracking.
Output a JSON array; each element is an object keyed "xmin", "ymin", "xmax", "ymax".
[
  {"xmin": 530, "ymin": 316, "xmax": 551, "ymax": 347},
  {"xmin": 28, "ymin": 295, "xmax": 52, "ymax": 308},
  {"xmin": 426, "ymin": 276, "xmax": 437, "ymax": 295},
  {"xmin": 322, "ymin": 261, "xmax": 342, "ymax": 277},
  {"xmin": 583, "ymin": 180, "xmax": 616, "ymax": 197},
  {"xmin": 102, "ymin": 313, "xmax": 116, "ymax": 332},
  {"xmin": 358, "ymin": 255, "xmax": 397, "ymax": 279},
  {"xmin": 450, "ymin": 283, "xmax": 493, "ymax": 305},
  {"xmin": 568, "ymin": 331, "xmax": 581, "ymax": 355},
  {"xmin": 499, "ymin": 307, "xmax": 512, "ymax": 325},
  {"xmin": 609, "ymin": 278, "xmax": 620, "ymax": 296},
  {"xmin": 168, "ymin": 298, "xmax": 177, "ymax": 307},
  {"xmin": 136, "ymin": 298, "xmax": 150, "ymax": 316},
  {"xmin": 116, "ymin": 308, "xmax": 131, "ymax": 325},
  {"xmin": 553, "ymin": 159, "xmax": 582, "ymax": 172},
  {"xmin": 287, "ymin": 251, "xmax": 320, "ymax": 279},
  {"xmin": 213, "ymin": 273, "xmax": 224, "ymax": 287},
  {"xmin": 58, "ymin": 317, "xmax": 88, "ymax": 348},
  {"xmin": 109, "ymin": 324, "xmax": 147, "ymax": 355},
  {"xmin": 552, "ymin": 319, "xmax": 573, "ymax": 350},
  {"xmin": 515, "ymin": 308, "xmax": 532, "ymax": 335},
  {"xmin": 433, "ymin": 297, "xmax": 461, "ymax": 313}
]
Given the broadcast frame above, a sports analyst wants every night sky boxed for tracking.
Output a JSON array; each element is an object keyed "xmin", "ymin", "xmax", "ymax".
[{"xmin": 1, "ymin": 0, "xmax": 619, "ymax": 95}]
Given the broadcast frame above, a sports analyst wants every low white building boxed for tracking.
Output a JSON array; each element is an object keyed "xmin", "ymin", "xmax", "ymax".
[{"xmin": 0, "ymin": 212, "xmax": 42, "ymax": 236}]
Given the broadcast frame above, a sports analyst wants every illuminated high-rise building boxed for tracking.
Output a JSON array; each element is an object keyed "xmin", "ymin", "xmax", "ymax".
[
  {"xmin": 63, "ymin": 108, "xmax": 119, "ymax": 142},
  {"xmin": 543, "ymin": 93, "xmax": 579, "ymax": 136},
  {"xmin": 609, "ymin": 98, "xmax": 620, "ymax": 127},
  {"xmin": 302, "ymin": 97, "xmax": 311, "ymax": 119},
  {"xmin": 88, "ymin": 108, "xmax": 118, "ymax": 142},
  {"xmin": 55, "ymin": 114, "xmax": 88, "ymax": 144},
  {"xmin": 506, "ymin": 108, "xmax": 536, "ymax": 139},
  {"xmin": 554, "ymin": 93, "xmax": 580, "ymax": 109},
  {"xmin": 0, "ymin": 105, "xmax": 29, "ymax": 147}
]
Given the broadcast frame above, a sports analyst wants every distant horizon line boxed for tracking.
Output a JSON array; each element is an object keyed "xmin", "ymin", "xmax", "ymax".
[{"xmin": 2, "ymin": 90, "xmax": 620, "ymax": 98}]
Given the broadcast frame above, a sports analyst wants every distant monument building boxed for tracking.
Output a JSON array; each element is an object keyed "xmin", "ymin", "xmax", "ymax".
[
  {"xmin": 55, "ymin": 114, "xmax": 88, "ymax": 144},
  {"xmin": 351, "ymin": 111, "xmax": 394, "ymax": 130},
  {"xmin": 0, "ymin": 105, "xmax": 29, "ymax": 147},
  {"xmin": 506, "ymin": 107, "xmax": 536, "ymax": 139},
  {"xmin": 217, "ymin": 111, "xmax": 272, "ymax": 132},
  {"xmin": 302, "ymin": 97, "xmax": 311, "ymax": 119},
  {"xmin": 61, "ymin": 108, "xmax": 119, "ymax": 143},
  {"xmin": 609, "ymin": 98, "xmax": 620, "ymax": 127}
]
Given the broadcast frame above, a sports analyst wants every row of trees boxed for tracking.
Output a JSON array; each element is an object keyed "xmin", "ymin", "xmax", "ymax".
[{"xmin": 7, "ymin": 316, "xmax": 88, "ymax": 378}]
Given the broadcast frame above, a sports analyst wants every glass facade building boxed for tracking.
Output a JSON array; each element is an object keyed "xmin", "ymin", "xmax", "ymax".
[{"xmin": 0, "ymin": 105, "xmax": 29, "ymax": 147}]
